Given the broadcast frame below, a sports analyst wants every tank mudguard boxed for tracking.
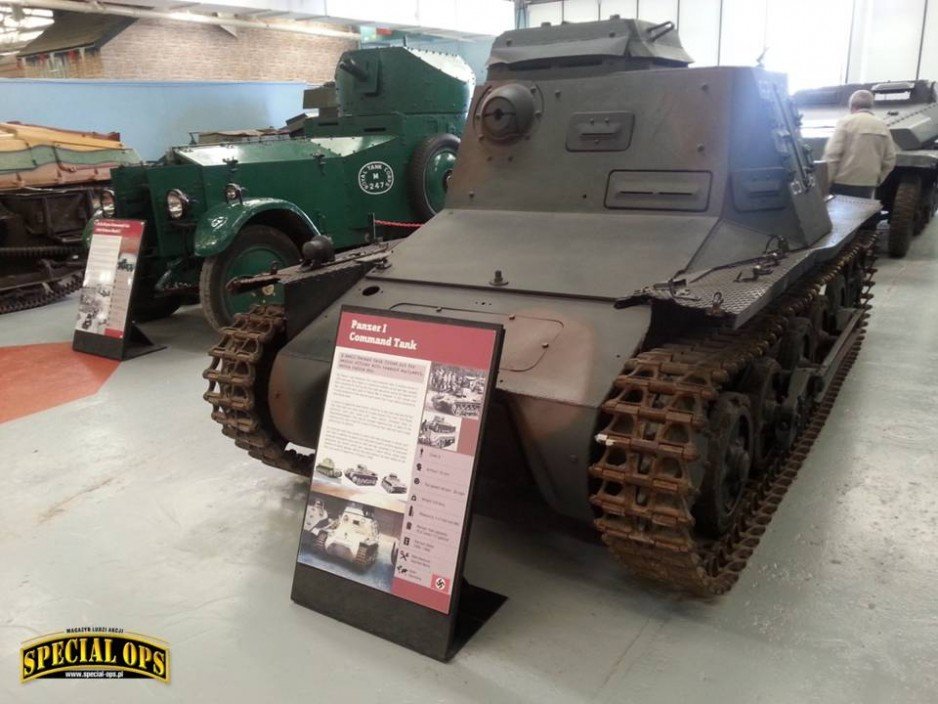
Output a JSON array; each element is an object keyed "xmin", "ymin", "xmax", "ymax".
[{"xmin": 193, "ymin": 198, "xmax": 318, "ymax": 257}]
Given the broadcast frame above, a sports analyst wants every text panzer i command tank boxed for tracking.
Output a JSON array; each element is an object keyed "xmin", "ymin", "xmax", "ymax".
[
  {"xmin": 794, "ymin": 80, "xmax": 938, "ymax": 258},
  {"xmin": 206, "ymin": 19, "xmax": 880, "ymax": 595}
]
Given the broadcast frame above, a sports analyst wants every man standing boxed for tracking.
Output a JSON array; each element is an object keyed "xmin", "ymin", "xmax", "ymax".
[{"xmin": 823, "ymin": 89, "xmax": 897, "ymax": 198}]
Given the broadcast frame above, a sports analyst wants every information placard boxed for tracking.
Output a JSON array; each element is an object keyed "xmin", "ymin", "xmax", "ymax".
[
  {"xmin": 72, "ymin": 218, "xmax": 162, "ymax": 360},
  {"xmin": 292, "ymin": 306, "xmax": 505, "ymax": 660}
]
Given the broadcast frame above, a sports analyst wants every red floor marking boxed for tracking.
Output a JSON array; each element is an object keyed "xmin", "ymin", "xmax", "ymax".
[{"xmin": 0, "ymin": 342, "xmax": 119, "ymax": 424}]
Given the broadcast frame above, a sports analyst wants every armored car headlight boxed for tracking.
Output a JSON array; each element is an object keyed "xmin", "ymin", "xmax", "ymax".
[
  {"xmin": 100, "ymin": 189, "xmax": 116, "ymax": 217},
  {"xmin": 166, "ymin": 189, "xmax": 190, "ymax": 220},
  {"xmin": 224, "ymin": 183, "xmax": 244, "ymax": 204}
]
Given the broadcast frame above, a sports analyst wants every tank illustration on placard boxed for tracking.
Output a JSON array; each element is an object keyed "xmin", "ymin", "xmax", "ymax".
[
  {"xmin": 380, "ymin": 474, "xmax": 407, "ymax": 494},
  {"xmin": 314, "ymin": 457, "xmax": 342, "ymax": 478},
  {"xmin": 344, "ymin": 464, "xmax": 378, "ymax": 486},
  {"xmin": 206, "ymin": 18, "xmax": 880, "ymax": 595}
]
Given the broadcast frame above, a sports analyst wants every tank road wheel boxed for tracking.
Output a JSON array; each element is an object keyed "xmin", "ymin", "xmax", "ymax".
[
  {"xmin": 776, "ymin": 317, "xmax": 818, "ymax": 371},
  {"xmin": 199, "ymin": 224, "xmax": 301, "ymax": 331},
  {"xmin": 693, "ymin": 393, "xmax": 753, "ymax": 538},
  {"xmin": 888, "ymin": 175, "xmax": 921, "ymax": 258},
  {"xmin": 738, "ymin": 358, "xmax": 782, "ymax": 475},
  {"xmin": 408, "ymin": 133, "xmax": 461, "ymax": 221}
]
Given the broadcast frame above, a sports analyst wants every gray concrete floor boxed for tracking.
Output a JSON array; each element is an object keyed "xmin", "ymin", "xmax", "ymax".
[{"xmin": 2, "ymin": 224, "xmax": 938, "ymax": 704}]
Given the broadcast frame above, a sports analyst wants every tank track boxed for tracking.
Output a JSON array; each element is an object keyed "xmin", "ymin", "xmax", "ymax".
[
  {"xmin": 354, "ymin": 544, "xmax": 377, "ymax": 570},
  {"xmin": 0, "ymin": 245, "xmax": 85, "ymax": 315},
  {"xmin": 588, "ymin": 233, "xmax": 876, "ymax": 595},
  {"xmin": 203, "ymin": 304, "xmax": 314, "ymax": 476}
]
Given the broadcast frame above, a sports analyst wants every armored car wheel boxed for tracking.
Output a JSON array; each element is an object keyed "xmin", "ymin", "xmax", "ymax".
[
  {"xmin": 408, "ymin": 133, "xmax": 460, "ymax": 221},
  {"xmin": 131, "ymin": 289, "xmax": 184, "ymax": 322},
  {"xmin": 199, "ymin": 225, "xmax": 301, "ymax": 331},
  {"xmin": 889, "ymin": 175, "xmax": 921, "ymax": 258}
]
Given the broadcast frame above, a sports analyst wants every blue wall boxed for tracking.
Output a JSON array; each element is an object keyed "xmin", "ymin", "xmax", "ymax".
[{"xmin": 0, "ymin": 79, "xmax": 308, "ymax": 161}]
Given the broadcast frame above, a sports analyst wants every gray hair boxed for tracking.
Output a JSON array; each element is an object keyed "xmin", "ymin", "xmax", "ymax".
[{"xmin": 849, "ymin": 89, "xmax": 875, "ymax": 111}]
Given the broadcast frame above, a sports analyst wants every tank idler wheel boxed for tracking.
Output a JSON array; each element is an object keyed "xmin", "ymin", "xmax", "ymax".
[
  {"xmin": 693, "ymin": 393, "xmax": 753, "ymax": 538},
  {"xmin": 889, "ymin": 174, "xmax": 921, "ymax": 257},
  {"xmin": 738, "ymin": 357, "xmax": 782, "ymax": 475},
  {"xmin": 777, "ymin": 316, "xmax": 818, "ymax": 371}
]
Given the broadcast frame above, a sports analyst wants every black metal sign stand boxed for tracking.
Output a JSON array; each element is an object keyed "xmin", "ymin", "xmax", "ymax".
[
  {"xmin": 71, "ymin": 219, "xmax": 164, "ymax": 361},
  {"xmin": 291, "ymin": 569, "xmax": 505, "ymax": 661},
  {"xmin": 291, "ymin": 308, "xmax": 506, "ymax": 661},
  {"xmin": 72, "ymin": 323, "xmax": 163, "ymax": 361}
]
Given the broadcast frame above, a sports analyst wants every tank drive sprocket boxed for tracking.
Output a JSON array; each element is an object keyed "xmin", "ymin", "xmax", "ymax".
[
  {"xmin": 203, "ymin": 304, "xmax": 314, "ymax": 476},
  {"xmin": 589, "ymin": 233, "xmax": 876, "ymax": 595}
]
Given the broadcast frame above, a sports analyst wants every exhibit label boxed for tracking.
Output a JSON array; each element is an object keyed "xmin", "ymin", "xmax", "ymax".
[
  {"xmin": 75, "ymin": 219, "xmax": 144, "ymax": 339},
  {"xmin": 296, "ymin": 307, "xmax": 501, "ymax": 614}
]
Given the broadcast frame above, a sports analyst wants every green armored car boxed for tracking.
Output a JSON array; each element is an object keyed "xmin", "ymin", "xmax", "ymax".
[{"xmin": 87, "ymin": 47, "xmax": 473, "ymax": 329}]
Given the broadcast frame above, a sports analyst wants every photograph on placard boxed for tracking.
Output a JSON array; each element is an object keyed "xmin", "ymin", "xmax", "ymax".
[
  {"xmin": 417, "ymin": 411, "xmax": 462, "ymax": 452},
  {"xmin": 423, "ymin": 363, "xmax": 487, "ymax": 420},
  {"xmin": 297, "ymin": 490, "xmax": 403, "ymax": 593}
]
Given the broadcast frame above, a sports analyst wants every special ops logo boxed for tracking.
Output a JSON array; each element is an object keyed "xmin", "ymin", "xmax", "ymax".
[{"xmin": 21, "ymin": 628, "xmax": 170, "ymax": 683}]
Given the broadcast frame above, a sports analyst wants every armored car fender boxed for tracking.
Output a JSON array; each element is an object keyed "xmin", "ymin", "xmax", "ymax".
[{"xmin": 192, "ymin": 198, "xmax": 320, "ymax": 258}]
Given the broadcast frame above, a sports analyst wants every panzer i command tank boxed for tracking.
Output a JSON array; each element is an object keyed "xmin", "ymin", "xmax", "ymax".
[
  {"xmin": 794, "ymin": 80, "xmax": 938, "ymax": 258},
  {"xmin": 206, "ymin": 18, "xmax": 880, "ymax": 595}
]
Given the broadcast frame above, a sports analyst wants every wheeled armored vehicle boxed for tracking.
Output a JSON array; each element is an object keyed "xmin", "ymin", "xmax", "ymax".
[
  {"xmin": 309, "ymin": 503, "xmax": 380, "ymax": 570},
  {"xmin": 88, "ymin": 46, "xmax": 473, "ymax": 329},
  {"xmin": 206, "ymin": 18, "xmax": 880, "ymax": 595},
  {"xmin": 0, "ymin": 122, "xmax": 140, "ymax": 313},
  {"xmin": 314, "ymin": 457, "xmax": 342, "ymax": 478},
  {"xmin": 381, "ymin": 474, "xmax": 407, "ymax": 494},
  {"xmin": 344, "ymin": 464, "xmax": 378, "ymax": 486},
  {"xmin": 794, "ymin": 80, "xmax": 938, "ymax": 257}
]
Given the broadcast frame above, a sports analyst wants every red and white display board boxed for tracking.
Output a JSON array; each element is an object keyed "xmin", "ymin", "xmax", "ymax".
[
  {"xmin": 292, "ymin": 306, "xmax": 504, "ymax": 660},
  {"xmin": 72, "ymin": 219, "xmax": 161, "ymax": 360}
]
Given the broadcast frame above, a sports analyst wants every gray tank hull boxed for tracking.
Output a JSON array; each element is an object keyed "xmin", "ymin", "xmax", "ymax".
[{"xmin": 207, "ymin": 18, "xmax": 882, "ymax": 593}]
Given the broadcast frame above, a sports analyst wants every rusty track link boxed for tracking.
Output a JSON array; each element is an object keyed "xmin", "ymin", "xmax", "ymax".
[
  {"xmin": 203, "ymin": 304, "xmax": 314, "ymax": 476},
  {"xmin": 589, "ymin": 234, "xmax": 876, "ymax": 595}
]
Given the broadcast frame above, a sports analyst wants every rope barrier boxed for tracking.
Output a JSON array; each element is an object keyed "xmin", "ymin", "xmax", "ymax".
[{"xmin": 374, "ymin": 219, "xmax": 423, "ymax": 229}]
